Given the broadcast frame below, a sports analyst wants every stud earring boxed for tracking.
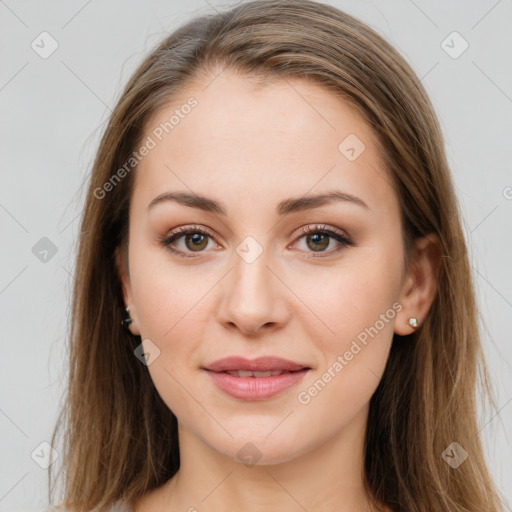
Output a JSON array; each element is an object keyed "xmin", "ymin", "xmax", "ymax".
[
  {"xmin": 408, "ymin": 316, "xmax": 419, "ymax": 329},
  {"xmin": 122, "ymin": 307, "xmax": 133, "ymax": 327}
]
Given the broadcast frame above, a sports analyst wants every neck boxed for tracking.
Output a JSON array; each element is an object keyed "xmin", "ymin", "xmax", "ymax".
[{"xmin": 137, "ymin": 403, "xmax": 387, "ymax": 512}]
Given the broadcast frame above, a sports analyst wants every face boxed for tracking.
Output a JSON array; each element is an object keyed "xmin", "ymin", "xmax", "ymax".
[{"xmin": 116, "ymin": 70, "xmax": 425, "ymax": 465}]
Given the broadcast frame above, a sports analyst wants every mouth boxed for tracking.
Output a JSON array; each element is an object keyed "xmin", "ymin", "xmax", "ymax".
[
  {"xmin": 202, "ymin": 355, "xmax": 312, "ymax": 373},
  {"xmin": 212, "ymin": 369, "xmax": 308, "ymax": 377},
  {"xmin": 203, "ymin": 368, "xmax": 311, "ymax": 401}
]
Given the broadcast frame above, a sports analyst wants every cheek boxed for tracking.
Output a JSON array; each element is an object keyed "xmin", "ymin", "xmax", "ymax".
[
  {"xmin": 295, "ymin": 288, "xmax": 397, "ymax": 426},
  {"xmin": 129, "ymin": 247, "xmax": 219, "ymax": 378},
  {"xmin": 286, "ymin": 249, "xmax": 401, "ymax": 345},
  {"xmin": 289, "ymin": 250, "xmax": 401, "ymax": 403},
  {"xmin": 129, "ymin": 243, "xmax": 210, "ymax": 339},
  {"xmin": 130, "ymin": 259, "xmax": 211, "ymax": 416}
]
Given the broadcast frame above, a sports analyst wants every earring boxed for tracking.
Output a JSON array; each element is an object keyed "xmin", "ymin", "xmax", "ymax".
[
  {"xmin": 408, "ymin": 316, "xmax": 419, "ymax": 329},
  {"xmin": 122, "ymin": 307, "xmax": 133, "ymax": 327}
]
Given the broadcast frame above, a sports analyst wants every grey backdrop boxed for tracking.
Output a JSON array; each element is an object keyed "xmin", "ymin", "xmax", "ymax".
[{"xmin": 1, "ymin": 0, "xmax": 511, "ymax": 510}]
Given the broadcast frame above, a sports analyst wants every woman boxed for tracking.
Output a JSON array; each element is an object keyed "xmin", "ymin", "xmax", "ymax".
[{"xmin": 48, "ymin": 1, "xmax": 505, "ymax": 511}]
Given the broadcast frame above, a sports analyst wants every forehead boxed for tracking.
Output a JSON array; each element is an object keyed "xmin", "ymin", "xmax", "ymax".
[{"xmin": 133, "ymin": 70, "xmax": 396, "ymax": 217}]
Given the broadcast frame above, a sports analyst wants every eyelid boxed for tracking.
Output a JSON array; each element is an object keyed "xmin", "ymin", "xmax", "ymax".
[
  {"xmin": 291, "ymin": 223, "xmax": 349, "ymax": 241},
  {"xmin": 166, "ymin": 224, "xmax": 216, "ymax": 238}
]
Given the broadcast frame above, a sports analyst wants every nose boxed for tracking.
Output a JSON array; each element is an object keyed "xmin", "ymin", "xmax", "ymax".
[{"xmin": 216, "ymin": 247, "xmax": 291, "ymax": 336}]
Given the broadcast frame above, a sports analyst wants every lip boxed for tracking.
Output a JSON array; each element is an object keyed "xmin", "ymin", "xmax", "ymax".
[
  {"xmin": 202, "ymin": 356, "xmax": 310, "ymax": 372},
  {"xmin": 204, "ymin": 368, "xmax": 311, "ymax": 400},
  {"xmin": 202, "ymin": 356, "xmax": 312, "ymax": 401}
]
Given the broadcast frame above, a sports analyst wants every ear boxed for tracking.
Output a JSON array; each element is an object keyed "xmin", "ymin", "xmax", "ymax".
[
  {"xmin": 394, "ymin": 234, "xmax": 441, "ymax": 335},
  {"xmin": 114, "ymin": 245, "xmax": 141, "ymax": 336}
]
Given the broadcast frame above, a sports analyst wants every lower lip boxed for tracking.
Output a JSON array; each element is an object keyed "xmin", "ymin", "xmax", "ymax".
[{"xmin": 204, "ymin": 369, "xmax": 310, "ymax": 400}]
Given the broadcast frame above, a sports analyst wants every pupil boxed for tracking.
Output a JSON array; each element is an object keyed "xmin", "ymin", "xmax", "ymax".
[
  {"xmin": 308, "ymin": 233, "xmax": 328, "ymax": 251},
  {"xmin": 187, "ymin": 233, "xmax": 207, "ymax": 251}
]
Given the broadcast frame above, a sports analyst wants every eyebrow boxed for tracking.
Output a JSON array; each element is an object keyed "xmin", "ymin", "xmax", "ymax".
[{"xmin": 145, "ymin": 190, "xmax": 369, "ymax": 216}]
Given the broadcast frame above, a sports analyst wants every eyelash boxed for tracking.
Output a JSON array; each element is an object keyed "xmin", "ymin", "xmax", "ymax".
[{"xmin": 158, "ymin": 223, "xmax": 354, "ymax": 259}]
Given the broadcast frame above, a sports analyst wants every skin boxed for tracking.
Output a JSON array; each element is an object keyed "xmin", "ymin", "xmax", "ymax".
[{"xmin": 116, "ymin": 69, "xmax": 440, "ymax": 512}]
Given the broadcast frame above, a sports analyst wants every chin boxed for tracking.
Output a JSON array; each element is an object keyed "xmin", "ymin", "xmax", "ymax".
[{"xmin": 207, "ymin": 430, "xmax": 312, "ymax": 467}]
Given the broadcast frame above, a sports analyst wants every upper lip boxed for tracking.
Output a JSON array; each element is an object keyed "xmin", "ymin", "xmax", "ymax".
[{"xmin": 203, "ymin": 356, "xmax": 310, "ymax": 372}]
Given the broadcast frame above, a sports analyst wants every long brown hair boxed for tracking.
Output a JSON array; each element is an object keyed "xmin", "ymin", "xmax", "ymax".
[{"xmin": 48, "ymin": 1, "xmax": 504, "ymax": 510}]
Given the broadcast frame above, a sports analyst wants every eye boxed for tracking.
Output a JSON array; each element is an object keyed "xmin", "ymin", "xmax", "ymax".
[
  {"xmin": 291, "ymin": 224, "xmax": 354, "ymax": 257},
  {"xmin": 158, "ymin": 223, "xmax": 354, "ymax": 259},
  {"xmin": 158, "ymin": 225, "xmax": 217, "ymax": 258}
]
